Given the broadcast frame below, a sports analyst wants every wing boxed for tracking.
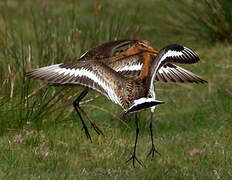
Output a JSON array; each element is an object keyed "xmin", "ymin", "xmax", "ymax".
[
  {"xmin": 80, "ymin": 40, "xmax": 138, "ymax": 60},
  {"xmin": 156, "ymin": 63, "xmax": 207, "ymax": 83},
  {"xmin": 148, "ymin": 44, "xmax": 203, "ymax": 89},
  {"xmin": 106, "ymin": 54, "xmax": 143, "ymax": 76},
  {"xmin": 104, "ymin": 54, "xmax": 206, "ymax": 83},
  {"xmin": 159, "ymin": 44, "xmax": 200, "ymax": 64},
  {"xmin": 25, "ymin": 61, "xmax": 126, "ymax": 105}
]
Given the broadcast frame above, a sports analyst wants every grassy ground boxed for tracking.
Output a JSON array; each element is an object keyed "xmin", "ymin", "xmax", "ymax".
[{"xmin": 0, "ymin": 0, "xmax": 231, "ymax": 179}]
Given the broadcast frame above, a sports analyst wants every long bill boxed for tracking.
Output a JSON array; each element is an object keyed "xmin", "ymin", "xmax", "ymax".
[{"xmin": 146, "ymin": 46, "xmax": 159, "ymax": 55}]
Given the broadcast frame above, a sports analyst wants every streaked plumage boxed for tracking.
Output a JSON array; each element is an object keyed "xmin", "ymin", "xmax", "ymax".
[
  {"xmin": 55, "ymin": 40, "xmax": 206, "ymax": 142},
  {"xmin": 26, "ymin": 44, "xmax": 202, "ymax": 113},
  {"xmin": 79, "ymin": 40, "xmax": 139, "ymax": 60},
  {"xmin": 26, "ymin": 60, "xmax": 163, "ymax": 111},
  {"xmin": 26, "ymin": 43, "xmax": 206, "ymax": 166},
  {"xmin": 38, "ymin": 40, "xmax": 206, "ymax": 140},
  {"xmin": 77, "ymin": 40, "xmax": 206, "ymax": 84},
  {"xmin": 105, "ymin": 54, "xmax": 207, "ymax": 83}
]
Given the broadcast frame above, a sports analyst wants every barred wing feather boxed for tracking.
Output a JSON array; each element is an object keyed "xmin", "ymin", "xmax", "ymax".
[
  {"xmin": 105, "ymin": 54, "xmax": 206, "ymax": 83},
  {"xmin": 106, "ymin": 54, "xmax": 143, "ymax": 77},
  {"xmin": 155, "ymin": 63, "xmax": 207, "ymax": 83},
  {"xmin": 149, "ymin": 44, "xmax": 203, "ymax": 90},
  {"xmin": 26, "ymin": 61, "xmax": 125, "ymax": 105}
]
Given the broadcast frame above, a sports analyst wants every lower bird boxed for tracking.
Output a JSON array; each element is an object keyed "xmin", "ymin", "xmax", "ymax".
[
  {"xmin": 64, "ymin": 40, "xmax": 207, "ymax": 143},
  {"xmin": 65, "ymin": 40, "xmax": 160, "ymax": 141},
  {"xmin": 74, "ymin": 40, "xmax": 206, "ymax": 158},
  {"xmin": 26, "ymin": 43, "xmax": 204, "ymax": 166}
]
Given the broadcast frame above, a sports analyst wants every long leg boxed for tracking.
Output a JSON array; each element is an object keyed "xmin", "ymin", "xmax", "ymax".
[
  {"xmin": 73, "ymin": 87, "xmax": 92, "ymax": 141},
  {"xmin": 73, "ymin": 87, "xmax": 104, "ymax": 139},
  {"xmin": 147, "ymin": 112, "xmax": 161, "ymax": 158},
  {"xmin": 126, "ymin": 113, "xmax": 143, "ymax": 167},
  {"xmin": 79, "ymin": 107, "xmax": 104, "ymax": 136}
]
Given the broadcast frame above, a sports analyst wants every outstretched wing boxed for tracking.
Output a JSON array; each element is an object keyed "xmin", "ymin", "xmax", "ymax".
[
  {"xmin": 26, "ymin": 61, "xmax": 125, "ymax": 105},
  {"xmin": 105, "ymin": 53, "xmax": 206, "ymax": 83},
  {"xmin": 106, "ymin": 54, "xmax": 143, "ymax": 76},
  {"xmin": 159, "ymin": 44, "xmax": 199, "ymax": 64},
  {"xmin": 156, "ymin": 63, "xmax": 207, "ymax": 83},
  {"xmin": 80, "ymin": 39, "xmax": 138, "ymax": 60},
  {"xmin": 148, "ymin": 44, "xmax": 204, "ymax": 90}
]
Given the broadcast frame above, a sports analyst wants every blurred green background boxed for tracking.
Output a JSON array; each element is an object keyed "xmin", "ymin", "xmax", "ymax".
[{"xmin": 0, "ymin": 0, "xmax": 231, "ymax": 179}]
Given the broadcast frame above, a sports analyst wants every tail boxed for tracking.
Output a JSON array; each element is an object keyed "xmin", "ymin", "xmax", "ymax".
[{"xmin": 126, "ymin": 98, "xmax": 164, "ymax": 114}]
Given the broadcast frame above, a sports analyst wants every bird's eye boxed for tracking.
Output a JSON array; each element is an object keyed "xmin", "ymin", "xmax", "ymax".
[{"xmin": 139, "ymin": 43, "xmax": 146, "ymax": 47}]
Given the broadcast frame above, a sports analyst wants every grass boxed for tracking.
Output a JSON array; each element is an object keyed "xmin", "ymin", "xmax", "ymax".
[
  {"xmin": 0, "ymin": 0, "xmax": 231, "ymax": 179},
  {"xmin": 161, "ymin": 0, "xmax": 232, "ymax": 43}
]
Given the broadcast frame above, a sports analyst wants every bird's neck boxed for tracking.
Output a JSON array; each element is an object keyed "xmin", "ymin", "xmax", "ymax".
[{"xmin": 138, "ymin": 52, "xmax": 153, "ymax": 79}]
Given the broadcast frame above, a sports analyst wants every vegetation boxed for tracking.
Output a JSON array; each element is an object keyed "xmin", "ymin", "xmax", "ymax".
[
  {"xmin": 0, "ymin": 0, "xmax": 231, "ymax": 179},
  {"xmin": 165, "ymin": 0, "xmax": 232, "ymax": 43}
]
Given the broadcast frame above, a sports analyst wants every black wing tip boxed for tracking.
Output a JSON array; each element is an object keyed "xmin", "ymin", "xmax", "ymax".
[
  {"xmin": 161, "ymin": 44, "xmax": 200, "ymax": 64},
  {"xmin": 200, "ymin": 79, "xmax": 208, "ymax": 83},
  {"xmin": 192, "ymin": 79, "xmax": 208, "ymax": 84},
  {"xmin": 163, "ymin": 44, "xmax": 184, "ymax": 51}
]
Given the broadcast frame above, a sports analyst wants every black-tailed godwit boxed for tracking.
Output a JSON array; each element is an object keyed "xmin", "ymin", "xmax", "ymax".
[
  {"xmin": 55, "ymin": 40, "xmax": 160, "ymax": 141},
  {"xmin": 69, "ymin": 40, "xmax": 207, "ymax": 141},
  {"xmin": 26, "ymin": 43, "xmax": 205, "ymax": 166},
  {"xmin": 72, "ymin": 40, "xmax": 207, "ymax": 157}
]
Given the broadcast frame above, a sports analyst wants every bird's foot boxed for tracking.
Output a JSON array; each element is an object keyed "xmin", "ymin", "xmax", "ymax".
[
  {"xmin": 126, "ymin": 153, "xmax": 143, "ymax": 167},
  {"xmin": 147, "ymin": 145, "xmax": 161, "ymax": 158}
]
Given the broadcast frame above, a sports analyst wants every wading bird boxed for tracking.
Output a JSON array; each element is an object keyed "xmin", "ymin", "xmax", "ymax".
[
  {"xmin": 26, "ymin": 43, "xmax": 204, "ymax": 166},
  {"xmin": 55, "ymin": 40, "xmax": 160, "ymax": 141},
  {"xmin": 66, "ymin": 40, "xmax": 207, "ymax": 141},
  {"xmin": 68, "ymin": 39, "xmax": 207, "ymax": 157}
]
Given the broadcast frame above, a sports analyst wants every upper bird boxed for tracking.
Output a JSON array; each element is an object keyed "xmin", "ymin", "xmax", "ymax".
[
  {"xmin": 26, "ymin": 43, "xmax": 200, "ymax": 113},
  {"xmin": 79, "ymin": 40, "xmax": 206, "ymax": 84}
]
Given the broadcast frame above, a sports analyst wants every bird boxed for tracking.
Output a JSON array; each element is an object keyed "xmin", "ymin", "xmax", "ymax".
[
  {"xmin": 61, "ymin": 40, "xmax": 207, "ymax": 142},
  {"xmin": 78, "ymin": 40, "xmax": 206, "ymax": 84},
  {"xmin": 54, "ymin": 40, "xmax": 160, "ymax": 141},
  {"xmin": 69, "ymin": 39, "xmax": 207, "ymax": 157},
  {"xmin": 26, "ymin": 43, "xmax": 204, "ymax": 166}
]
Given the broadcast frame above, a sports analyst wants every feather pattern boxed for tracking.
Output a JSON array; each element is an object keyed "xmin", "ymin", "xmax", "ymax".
[
  {"xmin": 26, "ymin": 61, "xmax": 126, "ymax": 106},
  {"xmin": 102, "ymin": 53, "xmax": 206, "ymax": 83},
  {"xmin": 26, "ymin": 43, "xmax": 205, "ymax": 113},
  {"xmin": 105, "ymin": 54, "xmax": 143, "ymax": 74},
  {"xmin": 148, "ymin": 44, "xmax": 202, "ymax": 91},
  {"xmin": 158, "ymin": 44, "xmax": 199, "ymax": 64},
  {"xmin": 156, "ymin": 63, "xmax": 207, "ymax": 83},
  {"xmin": 80, "ymin": 40, "xmax": 138, "ymax": 60}
]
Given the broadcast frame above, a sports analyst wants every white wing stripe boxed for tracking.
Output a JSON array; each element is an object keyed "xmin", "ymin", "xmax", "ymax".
[
  {"xmin": 150, "ymin": 50, "xmax": 179, "ymax": 87},
  {"xmin": 167, "ymin": 50, "xmax": 184, "ymax": 58},
  {"xmin": 53, "ymin": 67, "xmax": 121, "ymax": 105},
  {"xmin": 116, "ymin": 63, "xmax": 142, "ymax": 72}
]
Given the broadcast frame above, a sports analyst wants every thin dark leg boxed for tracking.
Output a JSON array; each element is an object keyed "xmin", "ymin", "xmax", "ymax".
[
  {"xmin": 79, "ymin": 107, "xmax": 104, "ymax": 136},
  {"xmin": 126, "ymin": 113, "xmax": 143, "ymax": 167},
  {"xmin": 147, "ymin": 112, "xmax": 161, "ymax": 158},
  {"xmin": 73, "ymin": 87, "xmax": 104, "ymax": 140},
  {"xmin": 73, "ymin": 88, "xmax": 92, "ymax": 141}
]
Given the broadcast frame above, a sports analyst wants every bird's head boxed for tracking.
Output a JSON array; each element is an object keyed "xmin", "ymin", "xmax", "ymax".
[{"xmin": 132, "ymin": 40, "xmax": 159, "ymax": 55}]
